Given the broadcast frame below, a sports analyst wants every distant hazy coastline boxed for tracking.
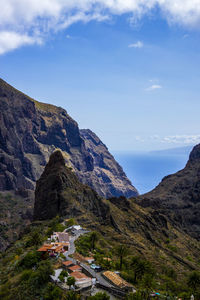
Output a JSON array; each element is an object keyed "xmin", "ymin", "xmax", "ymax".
[{"xmin": 113, "ymin": 145, "xmax": 193, "ymax": 195}]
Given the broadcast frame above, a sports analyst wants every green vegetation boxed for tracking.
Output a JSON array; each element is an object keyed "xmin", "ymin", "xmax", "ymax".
[
  {"xmin": 58, "ymin": 270, "xmax": 68, "ymax": 283},
  {"xmin": 115, "ymin": 244, "xmax": 129, "ymax": 270},
  {"xmin": 88, "ymin": 292, "xmax": 110, "ymax": 300},
  {"xmin": 1, "ymin": 216, "xmax": 200, "ymax": 300},
  {"xmin": 65, "ymin": 218, "xmax": 76, "ymax": 227},
  {"xmin": 67, "ymin": 276, "xmax": 75, "ymax": 288}
]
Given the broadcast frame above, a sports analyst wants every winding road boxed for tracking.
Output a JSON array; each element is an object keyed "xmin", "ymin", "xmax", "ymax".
[{"xmin": 64, "ymin": 229, "xmax": 115, "ymax": 288}]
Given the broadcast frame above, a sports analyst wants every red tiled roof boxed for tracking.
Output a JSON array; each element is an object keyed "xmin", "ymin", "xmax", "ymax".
[
  {"xmin": 63, "ymin": 261, "xmax": 74, "ymax": 267},
  {"xmin": 68, "ymin": 265, "xmax": 82, "ymax": 272},
  {"xmin": 71, "ymin": 271, "xmax": 89, "ymax": 280},
  {"xmin": 37, "ymin": 244, "xmax": 53, "ymax": 252}
]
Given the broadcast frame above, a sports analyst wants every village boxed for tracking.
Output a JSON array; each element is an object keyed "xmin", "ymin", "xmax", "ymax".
[{"xmin": 37, "ymin": 220, "xmax": 136, "ymax": 298}]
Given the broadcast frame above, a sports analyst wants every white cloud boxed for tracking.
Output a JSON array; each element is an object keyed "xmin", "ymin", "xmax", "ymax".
[
  {"xmin": 162, "ymin": 135, "xmax": 200, "ymax": 144},
  {"xmin": 0, "ymin": 31, "xmax": 41, "ymax": 55},
  {"xmin": 1, "ymin": 0, "xmax": 200, "ymax": 54},
  {"xmin": 151, "ymin": 134, "xmax": 200, "ymax": 144},
  {"xmin": 146, "ymin": 84, "xmax": 162, "ymax": 91},
  {"xmin": 128, "ymin": 41, "xmax": 143, "ymax": 48},
  {"xmin": 183, "ymin": 34, "xmax": 189, "ymax": 39}
]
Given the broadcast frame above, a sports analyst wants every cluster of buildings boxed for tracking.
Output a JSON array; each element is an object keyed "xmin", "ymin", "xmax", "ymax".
[
  {"xmin": 37, "ymin": 231, "xmax": 70, "ymax": 257},
  {"xmin": 62, "ymin": 260, "xmax": 95, "ymax": 289},
  {"xmin": 37, "ymin": 224, "xmax": 135, "ymax": 294}
]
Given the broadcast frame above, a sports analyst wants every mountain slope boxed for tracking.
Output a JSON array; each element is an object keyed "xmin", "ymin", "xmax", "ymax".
[
  {"xmin": 33, "ymin": 150, "xmax": 110, "ymax": 224},
  {"xmin": 136, "ymin": 143, "xmax": 200, "ymax": 239},
  {"xmin": 33, "ymin": 150, "xmax": 200, "ymax": 276},
  {"xmin": 0, "ymin": 78, "xmax": 138, "ymax": 199}
]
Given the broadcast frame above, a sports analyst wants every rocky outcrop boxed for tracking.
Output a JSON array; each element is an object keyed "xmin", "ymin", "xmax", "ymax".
[
  {"xmin": 80, "ymin": 129, "xmax": 138, "ymax": 198},
  {"xmin": 34, "ymin": 150, "xmax": 110, "ymax": 222},
  {"xmin": 136, "ymin": 143, "xmax": 200, "ymax": 239},
  {"xmin": 0, "ymin": 78, "xmax": 138, "ymax": 199}
]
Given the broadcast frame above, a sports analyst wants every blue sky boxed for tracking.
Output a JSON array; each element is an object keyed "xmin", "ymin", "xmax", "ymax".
[{"xmin": 1, "ymin": 1, "xmax": 200, "ymax": 151}]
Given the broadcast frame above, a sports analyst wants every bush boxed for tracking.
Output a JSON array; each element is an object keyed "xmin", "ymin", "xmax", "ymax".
[
  {"xmin": 88, "ymin": 292, "xmax": 110, "ymax": 300},
  {"xmin": 43, "ymin": 283, "xmax": 63, "ymax": 300},
  {"xmin": 17, "ymin": 250, "xmax": 41, "ymax": 269}
]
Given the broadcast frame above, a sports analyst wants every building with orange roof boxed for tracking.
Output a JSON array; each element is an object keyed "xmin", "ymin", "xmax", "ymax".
[
  {"xmin": 71, "ymin": 271, "xmax": 92, "ymax": 288},
  {"xmin": 37, "ymin": 243, "xmax": 68, "ymax": 256},
  {"xmin": 84, "ymin": 257, "xmax": 95, "ymax": 264},
  {"xmin": 68, "ymin": 265, "xmax": 82, "ymax": 273},
  {"xmin": 103, "ymin": 271, "xmax": 134, "ymax": 291},
  {"xmin": 62, "ymin": 260, "xmax": 74, "ymax": 268}
]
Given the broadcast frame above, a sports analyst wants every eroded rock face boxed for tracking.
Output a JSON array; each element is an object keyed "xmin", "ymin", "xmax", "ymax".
[
  {"xmin": 137, "ymin": 143, "xmax": 200, "ymax": 239},
  {"xmin": 80, "ymin": 129, "xmax": 138, "ymax": 198},
  {"xmin": 0, "ymin": 78, "xmax": 138, "ymax": 199},
  {"xmin": 34, "ymin": 150, "xmax": 110, "ymax": 223}
]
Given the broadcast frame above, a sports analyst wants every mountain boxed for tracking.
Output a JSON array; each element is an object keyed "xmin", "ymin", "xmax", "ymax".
[
  {"xmin": 136, "ymin": 143, "xmax": 200, "ymax": 240},
  {"xmin": 33, "ymin": 150, "xmax": 200, "ymax": 276},
  {"xmin": 33, "ymin": 150, "xmax": 110, "ymax": 224},
  {"xmin": 0, "ymin": 78, "xmax": 137, "ymax": 199}
]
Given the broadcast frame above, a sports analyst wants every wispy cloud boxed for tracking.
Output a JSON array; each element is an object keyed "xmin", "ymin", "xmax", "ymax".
[
  {"xmin": 151, "ymin": 134, "xmax": 200, "ymax": 144},
  {"xmin": 146, "ymin": 84, "xmax": 162, "ymax": 91},
  {"xmin": 1, "ymin": 1, "xmax": 200, "ymax": 54},
  {"xmin": 183, "ymin": 34, "xmax": 189, "ymax": 39},
  {"xmin": 128, "ymin": 41, "xmax": 143, "ymax": 48},
  {"xmin": 162, "ymin": 135, "xmax": 200, "ymax": 144}
]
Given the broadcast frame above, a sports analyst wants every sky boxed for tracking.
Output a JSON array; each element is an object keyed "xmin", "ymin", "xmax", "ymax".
[{"xmin": 1, "ymin": 0, "xmax": 200, "ymax": 151}]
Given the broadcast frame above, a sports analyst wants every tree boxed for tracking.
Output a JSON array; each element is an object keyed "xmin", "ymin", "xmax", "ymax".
[
  {"xmin": 90, "ymin": 232, "xmax": 99, "ymax": 250},
  {"xmin": 43, "ymin": 283, "xmax": 64, "ymax": 300},
  {"xmin": 18, "ymin": 250, "xmax": 41, "ymax": 269},
  {"xmin": 140, "ymin": 274, "xmax": 156, "ymax": 300},
  {"xmin": 88, "ymin": 292, "xmax": 110, "ymax": 300},
  {"xmin": 130, "ymin": 257, "xmax": 154, "ymax": 283},
  {"xmin": 59, "ymin": 270, "xmax": 68, "ymax": 283},
  {"xmin": 187, "ymin": 271, "xmax": 200, "ymax": 292},
  {"xmin": 115, "ymin": 245, "xmax": 129, "ymax": 270},
  {"xmin": 67, "ymin": 276, "xmax": 76, "ymax": 289},
  {"xmin": 65, "ymin": 291, "xmax": 80, "ymax": 300},
  {"xmin": 126, "ymin": 292, "xmax": 143, "ymax": 300}
]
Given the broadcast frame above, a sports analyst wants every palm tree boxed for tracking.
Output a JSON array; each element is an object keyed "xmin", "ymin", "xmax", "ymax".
[
  {"xmin": 187, "ymin": 271, "xmax": 200, "ymax": 292},
  {"xmin": 130, "ymin": 257, "xmax": 154, "ymax": 284},
  {"xmin": 90, "ymin": 231, "xmax": 98, "ymax": 250},
  {"xmin": 115, "ymin": 245, "xmax": 129, "ymax": 270},
  {"xmin": 67, "ymin": 276, "xmax": 76, "ymax": 289}
]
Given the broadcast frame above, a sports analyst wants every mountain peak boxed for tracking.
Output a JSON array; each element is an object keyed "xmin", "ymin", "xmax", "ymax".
[{"xmin": 47, "ymin": 150, "xmax": 66, "ymax": 168}]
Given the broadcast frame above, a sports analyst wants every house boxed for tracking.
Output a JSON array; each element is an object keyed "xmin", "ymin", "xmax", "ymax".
[
  {"xmin": 37, "ymin": 243, "xmax": 68, "ymax": 256},
  {"xmin": 51, "ymin": 232, "xmax": 69, "ymax": 243},
  {"xmin": 62, "ymin": 260, "xmax": 74, "ymax": 269},
  {"xmin": 84, "ymin": 257, "xmax": 95, "ymax": 264},
  {"xmin": 66, "ymin": 225, "xmax": 82, "ymax": 232},
  {"xmin": 102, "ymin": 271, "xmax": 134, "ymax": 292},
  {"xmin": 68, "ymin": 265, "xmax": 82, "ymax": 273},
  {"xmin": 71, "ymin": 271, "xmax": 92, "ymax": 288}
]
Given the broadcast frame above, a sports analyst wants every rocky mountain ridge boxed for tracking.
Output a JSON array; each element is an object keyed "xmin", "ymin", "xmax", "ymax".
[
  {"xmin": 136, "ymin": 143, "xmax": 200, "ymax": 240},
  {"xmin": 0, "ymin": 78, "xmax": 138, "ymax": 199},
  {"xmin": 33, "ymin": 149, "xmax": 200, "ymax": 275}
]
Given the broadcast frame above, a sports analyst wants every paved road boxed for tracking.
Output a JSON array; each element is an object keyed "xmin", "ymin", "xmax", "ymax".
[
  {"xmin": 63, "ymin": 229, "xmax": 114, "ymax": 288},
  {"xmin": 80, "ymin": 263, "xmax": 113, "ymax": 288}
]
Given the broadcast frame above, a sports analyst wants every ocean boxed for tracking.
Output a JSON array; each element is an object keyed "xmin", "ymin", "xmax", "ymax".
[{"xmin": 113, "ymin": 146, "xmax": 193, "ymax": 195}]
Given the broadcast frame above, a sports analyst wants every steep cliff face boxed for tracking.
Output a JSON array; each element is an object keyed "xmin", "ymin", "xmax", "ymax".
[
  {"xmin": 0, "ymin": 78, "xmax": 138, "ymax": 199},
  {"xmin": 137, "ymin": 143, "xmax": 200, "ymax": 239},
  {"xmin": 34, "ymin": 150, "xmax": 110, "ymax": 223},
  {"xmin": 80, "ymin": 129, "xmax": 138, "ymax": 198}
]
